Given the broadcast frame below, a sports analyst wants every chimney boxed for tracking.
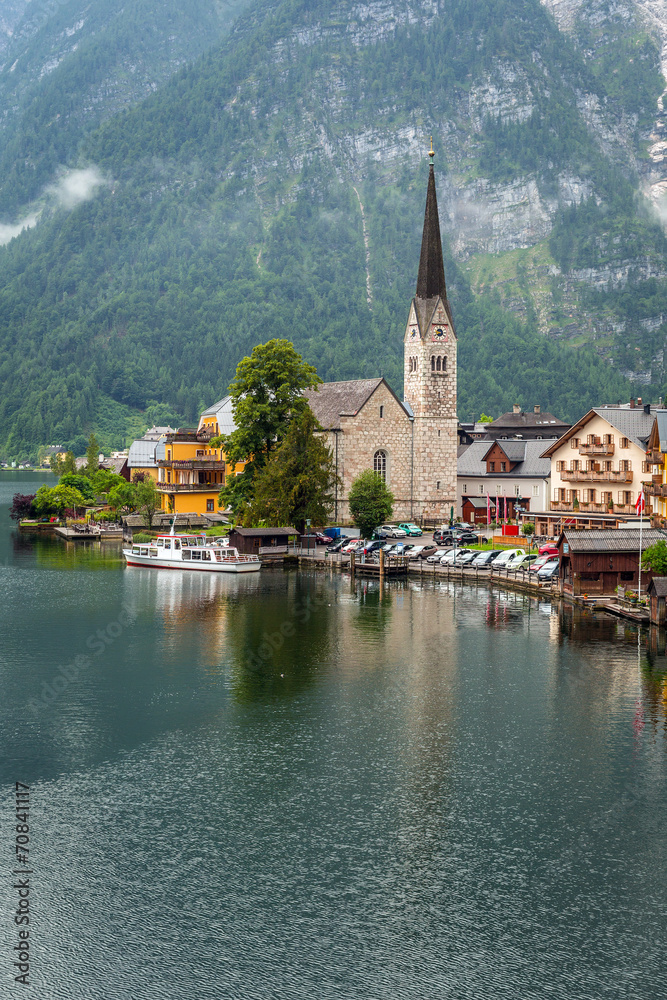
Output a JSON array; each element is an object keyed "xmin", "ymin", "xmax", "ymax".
[
  {"xmin": 513, "ymin": 404, "xmax": 521, "ymax": 414},
  {"xmin": 630, "ymin": 398, "xmax": 635, "ymax": 409},
  {"xmin": 644, "ymin": 403, "xmax": 651, "ymax": 415},
  {"xmin": 533, "ymin": 404, "xmax": 541, "ymax": 414},
  {"xmin": 637, "ymin": 397, "xmax": 643, "ymax": 407}
]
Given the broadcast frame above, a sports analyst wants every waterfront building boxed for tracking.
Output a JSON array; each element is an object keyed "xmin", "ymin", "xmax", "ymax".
[
  {"xmin": 156, "ymin": 397, "xmax": 244, "ymax": 516},
  {"xmin": 540, "ymin": 402, "xmax": 661, "ymax": 530},
  {"xmin": 556, "ymin": 527, "xmax": 662, "ymax": 597},
  {"xmin": 644, "ymin": 409, "xmax": 667, "ymax": 526},
  {"xmin": 305, "ymin": 148, "xmax": 457, "ymax": 522},
  {"xmin": 457, "ymin": 438, "xmax": 557, "ymax": 520}
]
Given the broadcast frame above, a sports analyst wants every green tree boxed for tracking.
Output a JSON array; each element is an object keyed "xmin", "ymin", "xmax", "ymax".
[
  {"xmin": 217, "ymin": 339, "xmax": 320, "ymax": 510},
  {"xmin": 90, "ymin": 469, "xmax": 124, "ymax": 496},
  {"xmin": 348, "ymin": 469, "xmax": 394, "ymax": 540},
  {"xmin": 134, "ymin": 477, "xmax": 161, "ymax": 528},
  {"xmin": 521, "ymin": 522, "xmax": 535, "ymax": 536},
  {"xmin": 34, "ymin": 484, "xmax": 88, "ymax": 516},
  {"xmin": 86, "ymin": 433, "xmax": 100, "ymax": 475},
  {"xmin": 59, "ymin": 473, "xmax": 97, "ymax": 501},
  {"xmin": 49, "ymin": 451, "xmax": 77, "ymax": 476},
  {"xmin": 108, "ymin": 481, "xmax": 138, "ymax": 515},
  {"xmin": 250, "ymin": 409, "xmax": 338, "ymax": 533},
  {"xmin": 641, "ymin": 539, "xmax": 667, "ymax": 575},
  {"xmin": 479, "ymin": 413, "xmax": 494, "ymax": 423}
]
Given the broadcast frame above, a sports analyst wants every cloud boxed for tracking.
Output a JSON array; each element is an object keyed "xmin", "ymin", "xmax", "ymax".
[
  {"xmin": 0, "ymin": 213, "xmax": 40, "ymax": 245},
  {"xmin": 46, "ymin": 166, "xmax": 107, "ymax": 209},
  {"xmin": 0, "ymin": 165, "xmax": 108, "ymax": 245}
]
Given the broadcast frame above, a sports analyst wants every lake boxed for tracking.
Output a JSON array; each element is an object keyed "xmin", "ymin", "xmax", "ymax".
[{"xmin": 0, "ymin": 473, "xmax": 665, "ymax": 998}]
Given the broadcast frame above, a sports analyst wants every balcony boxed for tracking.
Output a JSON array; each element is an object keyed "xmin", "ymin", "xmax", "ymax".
[
  {"xmin": 158, "ymin": 459, "xmax": 225, "ymax": 470},
  {"xmin": 549, "ymin": 501, "xmax": 638, "ymax": 515},
  {"xmin": 157, "ymin": 483, "xmax": 221, "ymax": 493},
  {"xmin": 579, "ymin": 442, "xmax": 615, "ymax": 456},
  {"xmin": 646, "ymin": 481, "xmax": 667, "ymax": 497},
  {"xmin": 560, "ymin": 469, "xmax": 633, "ymax": 483}
]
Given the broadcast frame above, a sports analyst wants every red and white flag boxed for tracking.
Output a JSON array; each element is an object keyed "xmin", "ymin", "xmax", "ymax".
[
  {"xmin": 503, "ymin": 494, "xmax": 507, "ymax": 522},
  {"xmin": 487, "ymin": 493, "xmax": 491, "ymax": 525},
  {"xmin": 635, "ymin": 491, "xmax": 645, "ymax": 515}
]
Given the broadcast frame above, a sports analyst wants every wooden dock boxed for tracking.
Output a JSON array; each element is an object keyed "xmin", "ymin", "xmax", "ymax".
[
  {"xmin": 604, "ymin": 602, "xmax": 650, "ymax": 624},
  {"xmin": 54, "ymin": 526, "xmax": 123, "ymax": 541}
]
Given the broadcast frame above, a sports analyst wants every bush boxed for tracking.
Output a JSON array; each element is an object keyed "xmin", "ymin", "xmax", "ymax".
[
  {"xmin": 205, "ymin": 525, "xmax": 231, "ymax": 537},
  {"xmin": 521, "ymin": 522, "xmax": 535, "ymax": 536},
  {"xmin": 133, "ymin": 532, "xmax": 154, "ymax": 543}
]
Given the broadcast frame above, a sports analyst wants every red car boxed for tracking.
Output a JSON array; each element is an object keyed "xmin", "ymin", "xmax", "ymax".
[{"xmin": 538, "ymin": 543, "xmax": 559, "ymax": 556}]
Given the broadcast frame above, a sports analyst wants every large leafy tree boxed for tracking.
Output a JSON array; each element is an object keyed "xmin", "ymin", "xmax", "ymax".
[
  {"xmin": 348, "ymin": 469, "xmax": 394, "ymax": 540},
  {"xmin": 641, "ymin": 540, "xmax": 667, "ymax": 575},
  {"xmin": 108, "ymin": 482, "xmax": 138, "ymax": 516},
  {"xmin": 59, "ymin": 473, "xmax": 97, "ymax": 502},
  {"xmin": 217, "ymin": 339, "xmax": 321, "ymax": 511},
  {"xmin": 34, "ymin": 485, "xmax": 89, "ymax": 516},
  {"xmin": 249, "ymin": 409, "xmax": 337, "ymax": 533},
  {"xmin": 86, "ymin": 433, "xmax": 100, "ymax": 475},
  {"xmin": 134, "ymin": 477, "xmax": 161, "ymax": 528},
  {"xmin": 9, "ymin": 494, "xmax": 37, "ymax": 521}
]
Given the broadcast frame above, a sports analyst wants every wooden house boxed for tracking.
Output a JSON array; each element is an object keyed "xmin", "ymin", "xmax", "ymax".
[
  {"xmin": 647, "ymin": 577, "xmax": 667, "ymax": 625},
  {"xmin": 228, "ymin": 527, "xmax": 299, "ymax": 556},
  {"xmin": 557, "ymin": 528, "xmax": 662, "ymax": 597}
]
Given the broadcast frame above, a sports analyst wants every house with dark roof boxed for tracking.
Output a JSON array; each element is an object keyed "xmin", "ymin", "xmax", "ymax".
[
  {"xmin": 304, "ymin": 148, "xmax": 458, "ymax": 524},
  {"xmin": 556, "ymin": 528, "xmax": 662, "ymax": 597},
  {"xmin": 484, "ymin": 404, "xmax": 570, "ymax": 441},
  {"xmin": 541, "ymin": 404, "xmax": 664, "ymax": 525},
  {"xmin": 457, "ymin": 438, "xmax": 557, "ymax": 520}
]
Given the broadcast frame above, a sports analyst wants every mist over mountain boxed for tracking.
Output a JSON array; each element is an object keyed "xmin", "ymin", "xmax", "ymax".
[{"xmin": 0, "ymin": 0, "xmax": 666, "ymax": 458}]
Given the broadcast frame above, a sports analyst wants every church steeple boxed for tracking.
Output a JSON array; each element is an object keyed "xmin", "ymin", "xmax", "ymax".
[{"xmin": 416, "ymin": 142, "xmax": 447, "ymax": 301}]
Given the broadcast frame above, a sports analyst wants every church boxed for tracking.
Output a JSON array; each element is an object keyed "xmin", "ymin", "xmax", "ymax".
[{"xmin": 305, "ymin": 149, "xmax": 458, "ymax": 523}]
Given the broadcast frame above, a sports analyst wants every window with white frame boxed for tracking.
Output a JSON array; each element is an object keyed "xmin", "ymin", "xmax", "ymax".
[{"xmin": 373, "ymin": 450, "xmax": 387, "ymax": 481}]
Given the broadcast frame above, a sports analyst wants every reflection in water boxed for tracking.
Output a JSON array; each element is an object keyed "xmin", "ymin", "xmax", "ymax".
[{"xmin": 226, "ymin": 570, "xmax": 335, "ymax": 702}]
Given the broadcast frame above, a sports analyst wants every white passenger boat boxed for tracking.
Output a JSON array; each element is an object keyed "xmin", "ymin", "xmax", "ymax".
[{"xmin": 123, "ymin": 526, "xmax": 261, "ymax": 574}]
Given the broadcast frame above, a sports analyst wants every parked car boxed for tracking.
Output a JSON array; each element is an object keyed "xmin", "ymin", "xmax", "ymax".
[
  {"xmin": 364, "ymin": 539, "xmax": 385, "ymax": 556},
  {"xmin": 409, "ymin": 543, "xmax": 438, "ymax": 560},
  {"xmin": 433, "ymin": 526, "xmax": 463, "ymax": 543},
  {"xmin": 440, "ymin": 548, "xmax": 472, "ymax": 566},
  {"xmin": 456, "ymin": 550, "xmax": 478, "ymax": 566},
  {"xmin": 326, "ymin": 536, "xmax": 349, "ymax": 553},
  {"xmin": 538, "ymin": 543, "xmax": 559, "ymax": 556},
  {"xmin": 381, "ymin": 524, "xmax": 408, "ymax": 538},
  {"xmin": 342, "ymin": 538, "xmax": 361, "ymax": 553},
  {"xmin": 314, "ymin": 533, "xmax": 333, "ymax": 545},
  {"xmin": 506, "ymin": 552, "xmax": 538, "ymax": 571},
  {"xmin": 490, "ymin": 548, "xmax": 524, "ymax": 568},
  {"xmin": 529, "ymin": 554, "xmax": 558, "ymax": 573},
  {"xmin": 537, "ymin": 560, "xmax": 560, "ymax": 581},
  {"xmin": 426, "ymin": 548, "xmax": 448, "ymax": 563},
  {"xmin": 439, "ymin": 530, "xmax": 479, "ymax": 546},
  {"xmin": 398, "ymin": 522, "xmax": 423, "ymax": 537},
  {"xmin": 471, "ymin": 550, "xmax": 502, "ymax": 568}
]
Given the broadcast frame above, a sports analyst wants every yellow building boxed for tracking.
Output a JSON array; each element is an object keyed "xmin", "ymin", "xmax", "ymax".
[
  {"xmin": 645, "ymin": 411, "xmax": 667, "ymax": 526},
  {"xmin": 156, "ymin": 396, "xmax": 244, "ymax": 516}
]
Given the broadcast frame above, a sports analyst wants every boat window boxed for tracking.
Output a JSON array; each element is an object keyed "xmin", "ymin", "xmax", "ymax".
[
  {"xmin": 183, "ymin": 550, "xmax": 191, "ymax": 560},
  {"xmin": 192, "ymin": 551, "xmax": 201, "ymax": 560},
  {"xmin": 132, "ymin": 547, "xmax": 140, "ymax": 555},
  {"xmin": 197, "ymin": 537, "xmax": 204, "ymax": 546},
  {"xmin": 149, "ymin": 548, "xmax": 158, "ymax": 558},
  {"xmin": 181, "ymin": 538, "xmax": 189, "ymax": 547},
  {"xmin": 140, "ymin": 548, "xmax": 148, "ymax": 556},
  {"xmin": 173, "ymin": 540, "xmax": 180, "ymax": 549},
  {"xmin": 164, "ymin": 540, "xmax": 171, "ymax": 550},
  {"xmin": 202, "ymin": 550, "xmax": 211, "ymax": 561},
  {"xmin": 157, "ymin": 539, "xmax": 164, "ymax": 547}
]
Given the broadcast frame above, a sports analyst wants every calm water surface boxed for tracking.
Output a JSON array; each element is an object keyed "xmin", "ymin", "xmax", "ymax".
[{"xmin": 1, "ymin": 473, "xmax": 666, "ymax": 999}]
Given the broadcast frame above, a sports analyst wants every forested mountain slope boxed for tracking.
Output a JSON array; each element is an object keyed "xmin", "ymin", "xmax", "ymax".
[{"xmin": 0, "ymin": 0, "xmax": 665, "ymax": 458}]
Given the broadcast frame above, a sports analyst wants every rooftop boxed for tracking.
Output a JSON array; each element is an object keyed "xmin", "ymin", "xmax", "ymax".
[
  {"xmin": 458, "ymin": 439, "xmax": 558, "ymax": 478},
  {"xmin": 558, "ymin": 528, "xmax": 664, "ymax": 552}
]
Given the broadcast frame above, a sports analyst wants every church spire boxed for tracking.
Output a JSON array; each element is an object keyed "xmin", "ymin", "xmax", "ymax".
[{"xmin": 416, "ymin": 140, "xmax": 447, "ymax": 301}]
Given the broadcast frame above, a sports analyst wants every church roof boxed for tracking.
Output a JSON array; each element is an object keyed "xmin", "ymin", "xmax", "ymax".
[
  {"xmin": 305, "ymin": 378, "xmax": 410, "ymax": 430},
  {"xmin": 416, "ymin": 160, "xmax": 447, "ymax": 301}
]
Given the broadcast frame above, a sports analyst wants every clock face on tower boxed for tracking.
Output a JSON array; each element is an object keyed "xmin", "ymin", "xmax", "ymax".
[
  {"xmin": 431, "ymin": 325, "xmax": 448, "ymax": 342},
  {"xmin": 409, "ymin": 326, "xmax": 419, "ymax": 340}
]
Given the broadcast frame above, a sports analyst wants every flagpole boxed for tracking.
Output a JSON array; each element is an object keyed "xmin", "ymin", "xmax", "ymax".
[{"xmin": 638, "ymin": 489, "xmax": 644, "ymax": 599}]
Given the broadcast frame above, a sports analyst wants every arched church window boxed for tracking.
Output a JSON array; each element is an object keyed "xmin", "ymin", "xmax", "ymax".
[
  {"xmin": 374, "ymin": 450, "xmax": 387, "ymax": 481},
  {"xmin": 436, "ymin": 356, "xmax": 442, "ymax": 372},
  {"xmin": 431, "ymin": 356, "xmax": 435, "ymax": 372}
]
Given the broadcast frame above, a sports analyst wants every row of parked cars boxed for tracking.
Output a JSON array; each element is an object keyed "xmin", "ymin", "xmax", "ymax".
[{"xmin": 326, "ymin": 533, "xmax": 560, "ymax": 582}]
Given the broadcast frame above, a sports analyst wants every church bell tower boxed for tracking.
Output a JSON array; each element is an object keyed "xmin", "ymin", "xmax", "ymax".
[{"xmin": 403, "ymin": 143, "xmax": 458, "ymax": 516}]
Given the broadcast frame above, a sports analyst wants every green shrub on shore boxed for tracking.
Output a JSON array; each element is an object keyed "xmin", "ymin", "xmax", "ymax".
[{"xmin": 133, "ymin": 532, "xmax": 154, "ymax": 543}]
